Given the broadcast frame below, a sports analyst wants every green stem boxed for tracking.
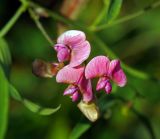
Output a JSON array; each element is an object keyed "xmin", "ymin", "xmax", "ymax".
[
  {"xmin": 29, "ymin": 2, "xmax": 76, "ymax": 28},
  {"xmin": 92, "ymin": 0, "xmax": 160, "ymax": 32},
  {"xmin": 28, "ymin": 9, "xmax": 54, "ymax": 46},
  {"xmin": 0, "ymin": 2, "xmax": 28, "ymax": 38},
  {"xmin": 89, "ymin": 0, "xmax": 111, "ymax": 29}
]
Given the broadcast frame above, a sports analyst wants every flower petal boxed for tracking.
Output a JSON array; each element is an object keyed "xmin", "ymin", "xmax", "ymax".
[
  {"xmin": 78, "ymin": 75, "xmax": 93, "ymax": 103},
  {"xmin": 85, "ymin": 56, "xmax": 110, "ymax": 79},
  {"xmin": 56, "ymin": 66, "xmax": 84, "ymax": 84},
  {"xmin": 57, "ymin": 30, "xmax": 86, "ymax": 46},
  {"xmin": 71, "ymin": 91, "xmax": 79, "ymax": 102},
  {"xmin": 54, "ymin": 44, "xmax": 70, "ymax": 62},
  {"xmin": 109, "ymin": 60, "xmax": 127, "ymax": 87},
  {"xmin": 63, "ymin": 85, "xmax": 78, "ymax": 95},
  {"xmin": 96, "ymin": 77, "xmax": 108, "ymax": 91},
  {"xmin": 69, "ymin": 41, "xmax": 91, "ymax": 67},
  {"xmin": 105, "ymin": 81, "xmax": 112, "ymax": 94}
]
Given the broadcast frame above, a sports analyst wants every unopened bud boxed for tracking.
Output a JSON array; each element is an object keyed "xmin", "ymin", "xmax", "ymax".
[
  {"xmin": 32, "ymin": 59, "xmax": 63, "ymax": 78},
  {"xmin": 34, "ymin": 8, "xmax": 49, "ymax": 18},
  {"xmin": 77, "ymin": 100, "xmax": 99, "ymax": 122}
]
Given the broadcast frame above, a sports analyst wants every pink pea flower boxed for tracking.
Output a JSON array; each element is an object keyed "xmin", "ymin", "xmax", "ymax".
[
  {"xmin": 56, "ymin": 66, "xmax": 93, "ymax": 103},
  {"xmin": 85, "ymin": 56, "xmax": 127, "ymax": 94},
  {"xmin": 54, "ymin": 30, "xmax": 91, "ymax": 67}
]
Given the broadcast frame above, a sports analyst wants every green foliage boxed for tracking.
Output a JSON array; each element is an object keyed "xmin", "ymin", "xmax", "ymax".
[
  {"xmin": 0, "ymin": 37, "xmax": 10, "ymax": 139},
  {"xmin": 23, "ymin": 99, "xmax": 61, "ymax": 116},
  {"xmin": 0, "ymin": 38, "xmax": 11, "ymax": 68},
  {"xmin": 10, "ymin": 84, "xmax": 61, "ymax": 116},
  {"xmin": 107, "ymin": 0, "xmax": 123, "ymax": 23},
  {"xmin": 69, "ymin": 122, "xmax": 91, "ymax": 139},
  {"xmin": 0, "ymin": 67, "xmax": 8, "ymax": 139}
]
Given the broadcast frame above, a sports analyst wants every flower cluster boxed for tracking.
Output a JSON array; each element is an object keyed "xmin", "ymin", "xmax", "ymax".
[{"xmin": 32, "ymin": 30, "xmax": 127, "ymax": 122}]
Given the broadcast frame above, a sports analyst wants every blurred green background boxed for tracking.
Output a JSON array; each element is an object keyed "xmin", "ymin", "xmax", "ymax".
[{"xmin": 0, "ymin": 0, "xmax": 160, "ymax": 139}]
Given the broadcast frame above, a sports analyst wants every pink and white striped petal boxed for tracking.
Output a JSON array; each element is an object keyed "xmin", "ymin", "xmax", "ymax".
[
  {"xmin": 109, "ymin": 60, "xmax": 127, "ymax": 87},
  {"xmin": 56, "ymin": 66, "xmax": 84, "ymax": 84},
  {"xmin": 69, "ymin": 41, "xmax": 91, "ymax": 67},
  {"xmin": 105, "ymin": 81, "xmax": 112, "ymax": 94},
  {"xmin": 85, "ymin": 56, "xmax": 110, "ymax": 79},
  {"xmin": 96, "ymin": 77, "xmax": 108, "ymax": 91},
  {"xmin": 78, "ymin": 75, "xmax": 93, "ymax": 103},
  {"xmin": 57, "ymin": 30, "xmax": 86, "ymax": 47},
  {"xmin": 63, "ymin": 85, "xmax": 78, "ymax": 95},
  {"xmin": 71, "ymin": 91, "xmax": 79, "ymax": 102}
]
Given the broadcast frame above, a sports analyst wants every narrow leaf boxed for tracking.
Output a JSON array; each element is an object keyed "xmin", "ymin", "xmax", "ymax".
[
  {"xmin": 0, "ymin": 37, "xmax": 11, "ymax": 66},
  {"xmin": 38, "ymin": 106, "xmax": 61, "ymax": 116},
  {"xmin": 107, "ymin": 0, "xmax": 123, "ymax": 23},
  {"xmin": 23, "ymin": 99, "xmax": 41, "ymax": 113},
  {"xmin": 0, "ymin": 67, "xmax": 9, "ymax": 139},
  {"xmin": 9, "ymin": 84, "xmax": 60, "ymax": 115},
  {"xmin": 23, "ymin": 99, "xmax": 61, "ymax": 116},
  {"xmin": 69, "ymin": 122, "xmax": 91, "ymax": 139},
  {"xmin": 9, "ymin": 84, "xmax": 22, "ymax": 101}
]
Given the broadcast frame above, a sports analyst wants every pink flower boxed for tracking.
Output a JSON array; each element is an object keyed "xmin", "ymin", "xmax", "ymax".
[
  {"xmin": 54, "ymin": 30, "xmax": 91, "ymax": 67},
  {"xmin": 56, "ymin": 66, "xmax": 93, "ymax": 102},
  {"xmin": 85, "ymin": 56, "xmax": 127, "ymax": 94}
]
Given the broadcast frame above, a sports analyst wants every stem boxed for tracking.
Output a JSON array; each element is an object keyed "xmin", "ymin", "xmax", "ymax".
[
  {"xmin": 28, "ymin": 9, "xmax": 54, "ymax": 46},
  {"xmin": 29, "ymin": 2, "xmax": 76, "ymax": 28},
  {"xmin": 92, "ymin": 0, "xmax": 160, "ymax": 31},
  {"xmin": 90, "ymin": 0, "xmax": 111, "ymax": 29},
  {"xmin": 0, "ymin": 2, "xmax": 28, "ymax": 38}
]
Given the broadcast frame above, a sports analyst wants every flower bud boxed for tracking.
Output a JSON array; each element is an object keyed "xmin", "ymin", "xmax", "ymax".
[
  {"xmin": 77, "ymin": 100, "xmax": 99, "ymax": 122},
  {"xmin": 32, "ymin": 59, "xmax": 63, "ymax": 78}
]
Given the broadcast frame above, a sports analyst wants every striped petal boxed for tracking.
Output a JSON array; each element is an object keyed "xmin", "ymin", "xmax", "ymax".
[
  {"xmin": 96, "ymin": 77, "xmax": 108, "ymax": 91},
  {"xmin": 105, "ymin": 81, "xmax": 112, "ymax": 94},
  {"xmin": 78, "ymin": 75, "xmax": 93, "ymax": 103},
  {"xmin": 71, "ymin": 91, "xmax": 79, "ymax": 102},
  {"xmin": 109, "ymin": 60, "xmax": 127, "ymax": 87},
  {"xmin": 63, "ymin": 85, "xmax": 78, "ymax": 95},
  {"xmin": 56, "ymin": 66, "xmax": 84, "ymax": 84},
  {"xmin": 57, "ymin": 30, "xmax": 86, "ymax": 46},
  {"xmin": 69, "ymin": 41, "xmax": 91, "ymax": 67},
  {"xmin": 85, "ymin": 56, "xmax": 110, "ymax": 79}
]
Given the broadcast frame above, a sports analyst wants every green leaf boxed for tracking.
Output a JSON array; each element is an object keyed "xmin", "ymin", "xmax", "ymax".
[
  {"xmin": 38, "ymin": 107, "xmax": 61, "ymax": 115},
  {"xmin": 9, "ymin": 84, "xmax": 61, "ymax": 115},
  {"xmin": 107, "ymin": 0, "xmax": 123, "ymax": 23},
  {"xmin": 0, "ymin": 67, "xmax": 9, "ymax": 139},
  {"xmin": 69, "ymin": 121, "xmax": 91, "ymax": 139},
  {"xmin": 9, "ymin": 84, "xmax": 22, "ymax": 101},
  {"xmin": 23, "ymin": 99, "xmax": 41, "ymax": 113},
  {"xmin": 91, "ymin": 0, "xmax": 111, "ymax": 27},
  {"xmin": 23, "ymin": 99, "xmax": 61, "ymax": 116},
  {"xmin": 0, "ymin": 37, "xmax": 11, "ymax": 66}
]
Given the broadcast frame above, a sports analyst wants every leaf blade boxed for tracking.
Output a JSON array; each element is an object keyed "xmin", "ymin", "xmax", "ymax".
[
  {"xmin": 0, "ymin": 67, "xmax": 9, "ymax": 139},
  {"xmin": 107, "ymin": 0, "xmax": 123, "ymax": 23},
  {"xmin": 10, "ymin": 84, "xmax": 61, "ymax": 116},
  {"xmin": 0, "ymin": 38, "xmax": 11, "ymax": 66},
  {"xmin": 69, "ymin": 122, "xmax": 91, "ymax": 139}
]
